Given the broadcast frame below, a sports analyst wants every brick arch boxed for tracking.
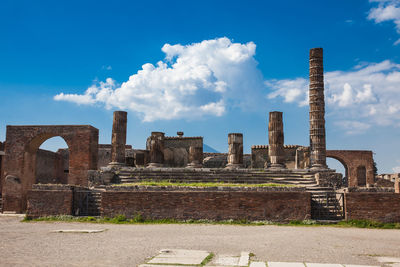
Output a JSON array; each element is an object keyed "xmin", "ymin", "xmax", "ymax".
[
  {"xmin": 326, "ymin": 150, "xmax": 374, "ymax": 187},
  {"xmin": 1, "ymin": 125, "xmax": 98, "ymax": 212}
]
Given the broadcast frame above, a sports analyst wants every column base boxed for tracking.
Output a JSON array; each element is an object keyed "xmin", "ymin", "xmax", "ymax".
[
  {"xmin": 147, "ymin": 163, "xmax": 164, "ymax": 168},
  {"xmin": 225, "ymin": 163, "xmax": 243, "ymax": 170},
  {"xmin": 108, "ymin": 162, "xmax": 125, "ymax": 167},
  {"xmin": 265, "ymin": 163, "xmax": 286, "ymax": 170},
  {"xmin": 310, "ymin": 164, "xmax": 328, "ymax": 170},
  {"xmin": 186, "ymin": 163, "xmax": 203, "ymax": 169}
]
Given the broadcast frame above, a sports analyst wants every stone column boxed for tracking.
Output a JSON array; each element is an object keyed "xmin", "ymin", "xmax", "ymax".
[
  {"xmin": 309, "ymin": 48, "xmax": 327, "ymax": 169},
  {"xmin": 266, "ymin": 111, "xmax": 285, "ymax": 169},
  {"xmin": 186, "ymin": 145, "xmax": 203, "ymax": 168},
  {"xmin": 147, "ymin": 132, "xmax": 165, "ymax": 168},
  {"xmin": 225, "ymin": 133, "xmax": 243, "ymax": 169},
  {"xmin": 110, "ymin": 111, "xmax": 127, "ymax": 166}
]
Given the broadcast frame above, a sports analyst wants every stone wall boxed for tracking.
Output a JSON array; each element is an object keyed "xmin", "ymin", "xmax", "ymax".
[
  {"xmin": 101, "ymin": 189, "xmax": 311, "ymax": 222},
  {"xmin": 251, "ymin": 145, "xmax": 309, "ymax": 169},
  {"xmin": 344, "ymin": 192, "xmax": 400, "ymax": 223},
  {"xmin": 2, "ymin": 125, "xmax": 98, "ymax": 212},
  {"xmin": 0, "ymin": 141, "xmax": 4, "ymax": 193},
  {"xmin": 162, "ymin": 137, "xmax": 203, "ymax": 167},
  {"xmin": 36, "ymin": 149, "xmax": 67, "ymax": 184},
  {"xmin": 26, "ymin": 185, "xmax": 74, "ymax": 218}
]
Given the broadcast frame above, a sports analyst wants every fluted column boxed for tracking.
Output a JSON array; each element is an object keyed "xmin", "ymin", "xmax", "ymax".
[
  {"xmin": 186, "ymin": 145, "xmax": 203, "ymax": 168},
  {"xmin": 225, "ymin": 133, "xmax": 243, "ymax": 169},
  {"xmin": 147, "ymin": 132, "xmax": 165, "ymax": 168},
  {"xmin": 110, "ymin": 111, "xmax": 127, "ymax": 165},
  {"xmin": 266, "ymin": 111, "xmax": 285, "ymax": 169},
  {"xmin": 309, "ymin": 48, "xmax": 327, "ymax": 169}
]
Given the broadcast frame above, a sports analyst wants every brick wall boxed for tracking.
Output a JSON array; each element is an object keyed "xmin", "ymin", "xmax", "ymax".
[
  {"xmin": 26, "ymin": 185, "xmax": 74, "ymax": 218},
  {"xmin": 345, "ymin": 192, "xmax": 400, "ymax": 223},
  {"xmin": 101, "ymin": 190, "xmax": 311, "ymax": 222}
]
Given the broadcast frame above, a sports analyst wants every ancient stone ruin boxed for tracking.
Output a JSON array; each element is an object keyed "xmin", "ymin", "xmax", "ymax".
[{"xmin": 0, "ymin": 48, "xmax": 399, "ymax": 223}]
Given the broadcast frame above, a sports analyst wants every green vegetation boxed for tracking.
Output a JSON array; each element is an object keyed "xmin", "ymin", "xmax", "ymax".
[
  {"xmin": 113, "ymin": 180, "xmax": 297, "ymax": 188},
  {"xmin": 200, "ymin": 253, "xmax": 214, "ymax": 266},
  {"xmin": 22, "ymin": 215, "xmax": 400, "ymax": 229}
]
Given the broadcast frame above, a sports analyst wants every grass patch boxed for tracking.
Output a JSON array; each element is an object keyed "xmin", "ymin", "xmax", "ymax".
[
  {"xmin": 113, "ymin": 180, "xmax": 297, "ymax": 188},
  {"xmin": 200, "ymin": 252, "xmax": 214, "ymax": 266},
  {"xmin": 22, "ymin": 215, "xmax": 400, "ymax": 229}
]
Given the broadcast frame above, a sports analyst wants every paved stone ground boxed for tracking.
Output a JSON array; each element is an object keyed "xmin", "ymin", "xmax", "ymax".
[
  {"xmin": 1, "ymin": 215, "xmax": 400, "ymax": 266},
  {"xmin": 139, "ymin": 249, "xmax": 399, "ymax": 267}
]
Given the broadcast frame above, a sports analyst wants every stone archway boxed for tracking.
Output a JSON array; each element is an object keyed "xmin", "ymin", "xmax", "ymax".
[
  {"xmin": 1, "ymin": 125, "xmax": 98, "ymax": 212},
  {"xmin": 326, "ymin": 150, "xmax": 374, "ymax": 188},
  {"xmin": 326, "ymin": 156, "xmax": 349, "ymax": 187}
]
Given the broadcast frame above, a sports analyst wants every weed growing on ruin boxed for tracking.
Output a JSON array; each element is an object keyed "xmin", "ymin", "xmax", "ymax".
[{"xmin": 200, "ymin": 253, "xmax": 214, "ymax": 266}]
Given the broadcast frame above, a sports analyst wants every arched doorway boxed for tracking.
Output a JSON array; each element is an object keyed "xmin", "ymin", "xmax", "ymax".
[
  {"xmin": 327, "ymin": 156, "xmax": 349, "ymax": 187},
  {"xmin": 2, "ymin": 125, "xmax": 98, "ymax": 212},
  {"xmin": 357, "ymin": 165, "xmax": 367, "ymax": 186},
  {"xmin": 35, "ymin": 136, "xmax": 69, "ymax": 184}
]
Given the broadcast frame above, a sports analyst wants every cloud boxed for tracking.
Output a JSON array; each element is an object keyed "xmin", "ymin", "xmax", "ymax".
[
  {"xmin": 368, "ymin": 0, "xmax": 400, "ymax": 44},
  {"xmin": 55, "ymin": 37, "xmax": 265, "ymax": 122},
  {"xmin": 393, "ymin": 166, "xmax": 400, "ymax": 172},
  {"xmin": 267, "ymin": 60, "xmax": 400, "ymax": 132}
]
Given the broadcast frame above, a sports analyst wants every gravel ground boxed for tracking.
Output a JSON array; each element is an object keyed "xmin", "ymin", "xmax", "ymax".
[{"xmin": 0, "ymin": 216, "xmax": 399, "ymax": 267}]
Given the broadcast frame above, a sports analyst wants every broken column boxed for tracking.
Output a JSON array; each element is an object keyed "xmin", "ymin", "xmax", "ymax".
[
  {"xmin": 266, "ymin": 111, "xmax": 285, "ymax": 169},
  {"xmin": 186, "ymin": 145, "xmax": 203, "ymax": 168},
  {"xmin": 225, "ymin": 133, "xmax": 243, "ymax": 169},
  {"xmin": 109, "ymin": 111, "xmax": 127, "ymax": 166},
  {"xmin": 309, "ymin": 48, "xmax": 327, "ymax": 169},
  {"xmin": 147, "ymin": 132, "xmax": 165, "ymax": 168}
]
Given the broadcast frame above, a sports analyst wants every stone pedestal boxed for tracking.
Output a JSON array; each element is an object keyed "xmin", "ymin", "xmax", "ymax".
[
  {"xmin": 147, "ymin": 132, "xmax": 165, "ymax": 168},
  {"xmin": 109, "ymin": 111, "xmax": 127, "ymax": 166},
  {"xmin": 186, "ymin": 146, "xmax": 203, "ymax": 168},
  {"xmin": 266, "ymin": 111, "xmax": 285, "ymax": 169},
  {"xmin": 309, "ymin": 48, "xmax": 327, "ymax": 169},
  {"xmin": 225, "ymin": 133, "xmax": 243, "ymax": 169}
]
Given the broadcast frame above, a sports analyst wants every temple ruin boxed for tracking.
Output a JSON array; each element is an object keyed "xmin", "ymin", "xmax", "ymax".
[{"xmin": 0, "ymin": 48, "xmax": 399, "ymax": 223}]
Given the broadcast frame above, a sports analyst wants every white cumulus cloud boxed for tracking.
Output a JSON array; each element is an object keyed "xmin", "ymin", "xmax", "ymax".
[
  {"xmin": 54, "ymin": 37, "xmax": 265, "ymax": 122},
  {"xmin": 368, "ymin": 0, "xmax": 400, "ymax": 45},
  {"xmin": 267, "ymin": 60, "xmax": 400, "ymax": 132}
]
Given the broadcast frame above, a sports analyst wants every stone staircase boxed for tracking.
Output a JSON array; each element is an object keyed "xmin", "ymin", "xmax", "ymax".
[
  {"xmin": 116, "ymin": 168, "xmax": 319, "ymax": 187},
  {"xmin": 87, "ymin": 191, "xmax": 102, "ymax": 216},
  {"xmin": 309, "ymin": 187, "xmax": 344, "ymax": 220}
]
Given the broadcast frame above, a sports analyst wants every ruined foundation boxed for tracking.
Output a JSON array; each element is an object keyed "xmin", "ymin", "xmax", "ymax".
[
  {"xmin": 147, "ymin": 132, "xmax": 165, "ymax": 168},
  {"xmin": 309, "ymin": 48, "xmax": 327, "ymax": 169},
  {"xmin": 186, "ymin": 145, "xmax": 203, "ymax": 168},
  {"xmin": 266, "ymin": 111, "xmax": 286, "ymax": 169},
  {"xmin": 225, "ymin": 133, "xmax": 243, "ymax": 169},
  {"xmin": 109, "ymin": 111, "xmax": 127, "ymax": 166}
]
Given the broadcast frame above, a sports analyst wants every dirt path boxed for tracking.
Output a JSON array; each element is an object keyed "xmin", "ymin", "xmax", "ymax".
[{"xmin": 1, "ymin": 216, "xmax": 399, "ymax": 266}]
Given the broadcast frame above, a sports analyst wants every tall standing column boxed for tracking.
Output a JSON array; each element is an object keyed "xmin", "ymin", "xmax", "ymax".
[
  {"xmin": 147, "ymin": 132, "xmax": 165, "ymax": 168},
  {"xmin": 110, "ymin": 111, "xmax": 127, "ymax": 165},
  {"xmin": 225, "ymin": 133, "xmax": 243, "ymax": 169},
  {"xmin": 266, "ymin": 111, "xmax": 285, "ymax": 169},
  {"xmin": 309, "ymin": 48, "xmax": 327, "ymax": 169}
]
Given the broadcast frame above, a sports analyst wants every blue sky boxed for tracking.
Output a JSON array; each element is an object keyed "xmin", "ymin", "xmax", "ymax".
[{"xmin": 1, "ymin": 0, "xmax": 400, "ymax": 174}]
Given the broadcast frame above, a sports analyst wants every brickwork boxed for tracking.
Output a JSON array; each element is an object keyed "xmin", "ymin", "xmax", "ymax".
[
  {"xmin": 326, "ymin": 150, "xmax": 374, "ymax": 187},
  {"xmin": 36, "ymin": 149, "xmax": 67, "ymax": 184},
  {"xmin": 101, "ymin": 190, "xmax": 311, "ymax": 222},
  {"xmin": 26, "ymin": 185, "xmax": 74, "ymax": 218},
  {"xmin": 344, "ymin": 192, "xmax": 400, "ymax": 223},
  {"xmin": 251, "ymin": 145, "xmax": 309, "ymax": 169},
  {"xmin": 2, "ymin": 125, "xmax": 98, "ymax": 212}
]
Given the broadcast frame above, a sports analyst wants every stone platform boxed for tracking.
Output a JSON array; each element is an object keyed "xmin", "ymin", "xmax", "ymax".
[{"xmin": 103, "ymin": 167, "xmax": 328, "ymax": 188}]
